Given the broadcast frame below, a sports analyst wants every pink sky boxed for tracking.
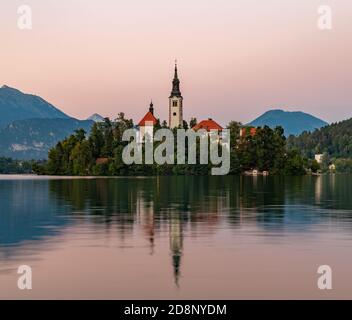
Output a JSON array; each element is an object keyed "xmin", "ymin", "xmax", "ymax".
[{"xmin": 1, "ymin": 0, "xmax": 352, "ymax": 125}]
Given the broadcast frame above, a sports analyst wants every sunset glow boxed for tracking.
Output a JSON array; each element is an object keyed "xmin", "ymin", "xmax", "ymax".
[{"xmin": 1, "ymin": 0, "xmax": 351, "ymax": 124}]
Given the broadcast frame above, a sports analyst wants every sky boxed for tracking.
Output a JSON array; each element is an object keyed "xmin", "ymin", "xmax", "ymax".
[{"xmin": 1, "ymin": 0, "xmax": 352, "ymax": 125}]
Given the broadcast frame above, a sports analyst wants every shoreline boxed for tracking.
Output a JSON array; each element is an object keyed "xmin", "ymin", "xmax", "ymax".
[{"xmin": 0, "ymin": 172, "xmax": 345, "ymax": 179}]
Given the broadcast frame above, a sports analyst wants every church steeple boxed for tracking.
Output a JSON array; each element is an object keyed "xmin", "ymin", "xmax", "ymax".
[
  {"xmin": 170, "ymin": 60, "xmax": 182, "ymax": 98},
  {"xmin": 149, "ymin": 100, "xmax": 154, "ymax": 115},
  {"xmin": 169, "ymin": 60, "xmax": 184, "ymax": 128}
]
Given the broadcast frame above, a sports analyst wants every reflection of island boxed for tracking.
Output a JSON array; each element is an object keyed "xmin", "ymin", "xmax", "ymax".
[{"xmin": 1, "ymin": 175, "xmax": 352, "ymax": 283}]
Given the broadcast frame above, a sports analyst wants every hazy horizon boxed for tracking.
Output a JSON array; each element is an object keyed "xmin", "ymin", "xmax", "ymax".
[{"xmin": 1, "ymin": 0, "xmax": 352, "ymax": 125}]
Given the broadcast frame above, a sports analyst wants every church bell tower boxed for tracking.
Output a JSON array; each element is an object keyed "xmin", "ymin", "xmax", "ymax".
[{"xmin": 169, "ymin": 61, "xmax": 183, "ymax": 128}]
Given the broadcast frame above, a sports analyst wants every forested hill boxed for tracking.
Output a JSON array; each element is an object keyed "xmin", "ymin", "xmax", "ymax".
[{"xmin": 287, "ymin": 117, "xmax": 352, "ymax": 158}]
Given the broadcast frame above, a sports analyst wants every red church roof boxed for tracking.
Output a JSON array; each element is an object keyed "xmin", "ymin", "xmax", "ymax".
[
  {"xmin": 192, "ymin": 119, "xmax": 223, "ymax": 132},
  {"xmin": 138, "ymin": 111, "xmax": 158, "ymax": 127}
]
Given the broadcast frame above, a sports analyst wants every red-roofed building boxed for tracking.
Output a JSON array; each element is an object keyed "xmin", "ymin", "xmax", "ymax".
[
  {"xmin": 192, "ymin": 118, "xmax": 223, "ymax": 132},
  {"xmin": 137, "ymin": 101, "xmax": 158, "ymax": 144},
  {"xmin": 138, "ymin": 101, "xmax": 158, "ymax": 127}
]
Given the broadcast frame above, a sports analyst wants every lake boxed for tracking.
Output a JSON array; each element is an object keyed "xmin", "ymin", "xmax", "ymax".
[{"xmin": 0, "ymin": 174, "xmax": 352, "ymax": 299}]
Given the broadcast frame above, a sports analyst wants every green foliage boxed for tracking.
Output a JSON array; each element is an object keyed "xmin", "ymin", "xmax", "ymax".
[
  {"xmin": 0, "ymin": 157, "xmax": 35, "ymax": 174},
  {"xmin": 309, "ymin": 159, "xmax": 321, "ymax": 173},
  {"xmin": 190, "ymin": 117, "xmax": 197, "ymax": 128},
  {"xmin": 283, "ymin": 150, "xmax": 306, "ymax": 175},
  {"xmin": 71, "ymin": 140, "xmax": 93, "ymax": 175},
  {"xmin": 34, "ymin": 117, "xmax": 306, "ymax": 176},
  {"xmin": 234, "ymin": 125, "xmax": 296, "ymax": 174},
  {"xmin": 287, "ymin": 118, "xmax": 352, "ymax": 158},
  {"xmin": 335, "ymin": 159, "xmax": 352, "ymax": 173}
]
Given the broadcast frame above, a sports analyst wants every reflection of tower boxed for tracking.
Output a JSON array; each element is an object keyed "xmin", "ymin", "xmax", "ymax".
[
  {"xmin": 169, "ymin": 213, "xmax": 183, "ymax": 287},
  {"xmin": 139, "ymin": 195, "xmax": 155, "ymax": 255},
  {"xmin": 145, "ymin": 209, "xmax": 155, "ymax": 255}
]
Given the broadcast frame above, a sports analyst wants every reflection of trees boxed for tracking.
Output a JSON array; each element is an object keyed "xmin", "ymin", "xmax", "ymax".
[
  {"xmin": 1, "ymin": 174, "xmax": 351, "ymax": 284},
  {"xmin": 3, "ymin": 175, "xmax": 351, "ymax": 283},
  {"xmin": 48, "ymin": 176, "xmax": 232, "ymax": 285},
  {"xmin": 235, "ymin": 176, "xmax": 286, "ymax": 227},
  {"xmin": 313, "ymin": 175, "xmax": 352, "ymax": 211},
  {"xmin": 49, "ymin": 176, "xmax": 234, "ymax": 218}
]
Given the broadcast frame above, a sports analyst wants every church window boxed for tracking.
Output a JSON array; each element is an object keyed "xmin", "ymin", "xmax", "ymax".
[
  {"xmin": 173, "ymin": 112, "xmax": 177, "ymax": 116},
  {"xmin": 173, "ymin": 101, "xmax": 177, "ymax": 107}
]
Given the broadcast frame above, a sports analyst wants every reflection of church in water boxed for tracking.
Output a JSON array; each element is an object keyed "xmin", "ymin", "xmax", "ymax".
[
  {"xmin": 138, "ymin": 197, "xmax": 184, "ymax": 286},
  {"xmin": 136, "ymin": 182, "xmax": 225, "ymax": 287}
]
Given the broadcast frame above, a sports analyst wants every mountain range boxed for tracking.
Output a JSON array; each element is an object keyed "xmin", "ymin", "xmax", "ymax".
[
  {"xmin": 0, "ymin": 85, "xmax": 69, "ymax": 129},
  {"xmin": 0, "ymin": 86, "xmax": 95, "ymax": 159},
  {"xmin": 0, "ymin": 118, "xmax": 93, "ymax": 160},
  {"xmin": 0, "ymin": 85, "xmax": 336, "ymax": 160},
  {"xmin": 87, "ymin": 113, "xmax": 105, "ymax": 122},
  {"xmin": 247, "ymin": 109, "xmax": 328, "ymax": 136}
]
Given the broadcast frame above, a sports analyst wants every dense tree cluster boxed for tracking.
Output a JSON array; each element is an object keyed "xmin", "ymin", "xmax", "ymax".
[
  {"xmin": 33, "ymin": 115, "xmax": 306, "ymax": 176},
  {"xmin": 334, "ymin": 159, "xmax": 352, "ymax": 173},
  {"xmin": 227, "ymin": 122, "xmax": 305, "ymax": 175},
  {"xmin": 0, "ymin": 157, "xmax": 35, "ymax": 174},
  {"xmin": 287, "ymin": 118, "xmax": 352, "ymax": 159}
]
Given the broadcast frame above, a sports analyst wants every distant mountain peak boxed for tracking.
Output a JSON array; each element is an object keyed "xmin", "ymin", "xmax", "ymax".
[
  {"xmin": 1, "ymin": 85, "xmax": 21, "ymax": 92},
  {"xmin": 265, "ymin": 108, "xmax": 285, "ymax": 113},
  {"xmin": 0, "ymin": 85, "xmax": 70, "ymax": 129},
  {"xmin": 262, "ymin": 109, "xmax": 310, "ymax": 116},
  {"xmin": 247, "ymin": 109, "xmax": 328, "ymax": 136},
  {"xmin": 87, "ymin": 113, "xmax": 105, "ymax": 122}
]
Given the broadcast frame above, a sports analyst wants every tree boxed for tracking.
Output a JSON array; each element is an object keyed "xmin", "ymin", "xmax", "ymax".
[
  {"xmin": 74, "ymin": 128, "xmax": 86, "ymax": 142},
  {"xmin": 335, "ymin": 158, "xmax": 352, "ymax": 173},
  {"xmin": 284, "ymin": 150, "xmax": 306, "ymax": 175},
  {"xmin": 71, "ymin": 140, "xmax": 93, "ymax": 175},
  {"xmin": 190, "ymin": 117, "xmax": 197, "ymax": 128},
  {"xmin": 89, "ymin": 123, "xmax": 104, "ymax": 158},
  {"xmin": 101, "ymin": 118, "xmax": 114, "ymax": 157},
  {"xmin": 155, "ymin": 119, "xmax": 162, "ymax": 130},
  {"xmin": 46, "ymin": 142, "xmax": 64, "ymax": 175},
  {"xmin": 310, "ymin": 159, "xmax": 321, "ymax": 173}
]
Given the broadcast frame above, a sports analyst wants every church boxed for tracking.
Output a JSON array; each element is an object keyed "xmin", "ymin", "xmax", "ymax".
[{"xmin": 138, "ymin": 62, "xmax": 222, "ymax": 131}]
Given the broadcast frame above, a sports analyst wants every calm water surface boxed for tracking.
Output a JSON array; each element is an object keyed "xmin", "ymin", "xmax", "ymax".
[{"xmin": 0, "ymin": 175, "xmax": 352, "ymax": 299}]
